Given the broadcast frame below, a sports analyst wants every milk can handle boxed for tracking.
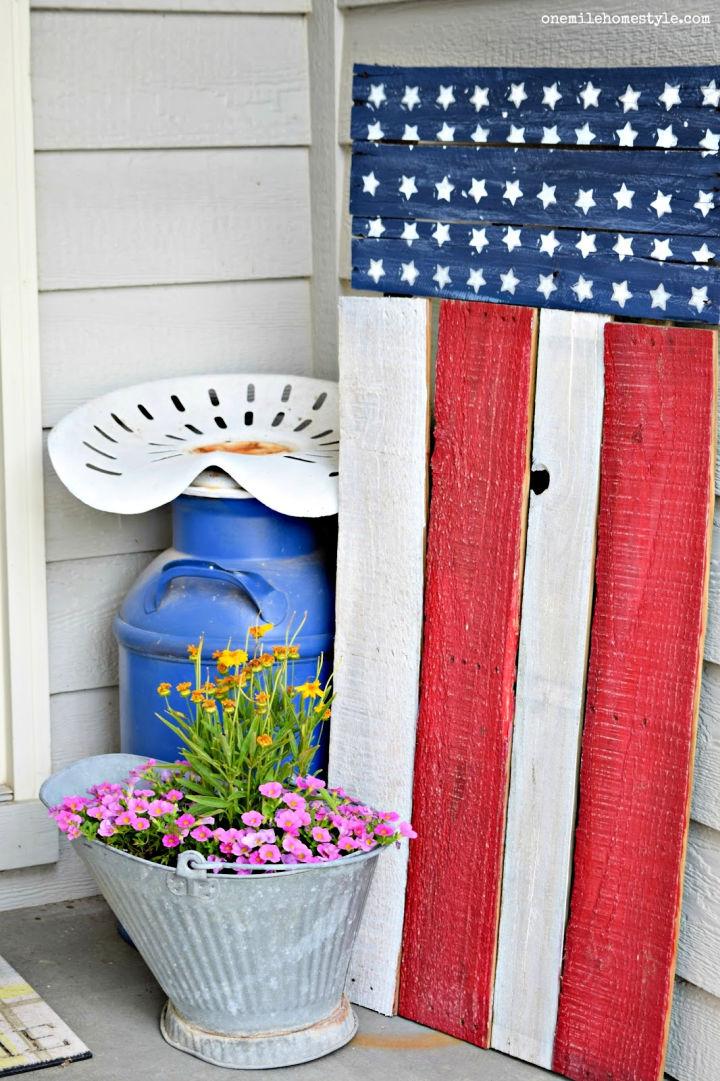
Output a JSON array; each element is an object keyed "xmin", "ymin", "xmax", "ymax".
[{"xmin": 144, "ymin": 558, "xmax": 288, "ymax": 625}]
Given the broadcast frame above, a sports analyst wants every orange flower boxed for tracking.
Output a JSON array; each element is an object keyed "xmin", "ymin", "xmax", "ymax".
[
  {"xmin": 248, "ymin": 659, "xmax": 263, "ymax": 673},
  {"xmin": 202, "ymin": 681, "xmax": 217, "ymax": 696},
  {"xmin": 202, "ymin": 698, "xmax": 218, "ymax": 712},
  {"xmin": 157, "ymin": 682, "xmax": 172, "ymax": 697},
  {"xmin": 190, "ymin": 690, "xmax": 204, "ymax": 704},
  {"xmin": 220, "ymin": 698, "xmax": 235, "ymax": 711},
  {"xmin": 273, "ymin": 645, "xmax": 290, "ymax": 661},
  {"xmin": 259, "ymin": 652, "xmax": 274, "ymax": 668},
  {"xmin": 187, "ymin": 644, "xmax": 200, "ymax": 661},
  {"xmin": 255, "ymin": 691, "xmax": 269, "ymax": 705},
  {"xmin": 288, "ymin": 645, "xmax": 300, "ymax": 660},
  {"xmin": 176, "ymin": 681, "xmax": 192, "ymax": 698},
  {"xmin": 248, "ymin": 622, "xmax": 273, "ymax": 640},
  {"xmin": 256, "ymin": 733, "xmax": 273, "ymax": 748}
]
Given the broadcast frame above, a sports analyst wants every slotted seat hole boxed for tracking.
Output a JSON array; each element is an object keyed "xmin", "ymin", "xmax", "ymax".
[
  {"xmin": 329, "ymin": 471, "xmax": 339, "ymax": 477},
  {"xmin": 171, "ymin": 395, "xmax": 185, "ymax": 413},
  {"xmin": 215, "ymin": 416, "xmax": 228, "ymax": 430},
  {"xmin": 186, "ymin": 424, "xmax": 203, "ymax": 435},
  {"xmin": 530, "ymin": 466, "xmax": 550, "ymax": 495},
  {"xmin": 272, "ymin": 412, "xmax": 285, "ymax": 427},
  {"xmin": 312, "ymin": 429, "xmax": 333, "ymax": 440},
  {"xmin": 111, "ymin": 412, "xmax": 133, "ymax": 433},
  {"xmin": 83, "ymin": 440, "xmax": 116, "ymax": 460},
  {"xmin": 245, "ymin": 411, "xmax": 254, "ymax": 426},
  {"xmin": 94, "ymin": 425, "xmax": 118, "ymax": 443},
  {"xmin": 313, "ymin": 393, "xmax": 327, "ymax": 410},
  {"xmin": 86, "ymin": 462, "xmax": 122, "ymax": 476},
  {"xmin": 319, "ymin": 440, "xmax": 339, "ymax": 446},
  {"xmin": 285, "ymin": 455, "xmax": 313, "ymax": 464},
  {"xmin": 165, "ymin": 434, "xmax": 186, "ymax": 442},
  {"xmin": 247, "ymin": 384, "xmax": 255, "ymax": 402},
  {"xmin": 294, "ymin": 419, "xmax": 312, "ymax": 432},
  {"xmin": 281, "ymin": 384, "xmax": 292, "ymax": 403},
  {"xmin": 208, "ymin": 388, "xmax": 220, "ymax": 406},
  {"xmin": 138, "ymin": 404, "xmax": 154, "ymax": 420}
]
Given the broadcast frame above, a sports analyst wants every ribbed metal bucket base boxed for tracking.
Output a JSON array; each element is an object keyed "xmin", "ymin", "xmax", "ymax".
[{"xmin": 160, "ymin": 995, "xmax": 358, "ymax": 1070}]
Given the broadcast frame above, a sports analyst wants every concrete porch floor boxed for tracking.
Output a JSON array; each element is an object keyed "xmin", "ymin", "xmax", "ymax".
[{"xmin": 0, "ymin": 897, "xmax": 551, "ymax": 1081}]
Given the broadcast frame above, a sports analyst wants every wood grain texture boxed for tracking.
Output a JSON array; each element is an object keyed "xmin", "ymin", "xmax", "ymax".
[
  {"xmin": 399, "ymin": 301, "xmax": 536, "ymax": 1046},
  {"xmin": 38, "ymin": 279, "xmax": 312, "ymax": 427},
  {"xmin": 35, "ymin": 148, "xmax": 311, "ymax": 290},
  {"xmin": 31, "ymin": 12, "xmax": 310, "ymax": 149},
  {"xmin": 703, "ymin": 502, "xmax": 720, "ymax": 663},
  {"xmin": 491, "ymin": 310, "xmax": 605, "ymax": 1067},
  {"xmin": 667, "ymin": 979, "xmax": 720, "ymax": 1081},
  {"xmin": 695, "ymin": 662, "xmax": 720, "ymax": 830},
  {"xmin": 0, "ymin": 803, "xmax": 59, "ymax": 871},
  {"xmin": 677, "ymin": 822, "xmax": 720, "ymax": 998},
  {"xmin": 553, "ymin": 322, "xmax": 716, "ymax": 1081},
  {"xmin": 329, "ymin": 296, "xmax": 430, "ymax": 1015},
  {"xmin": 47, "ymin": 552, "xmax": 159, "ymax": 695}
]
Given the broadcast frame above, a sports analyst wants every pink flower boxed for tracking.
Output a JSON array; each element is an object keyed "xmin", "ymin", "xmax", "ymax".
[
  {"xmin": 87, "ymin": 805, "xmax": 107, "ymax": 820},
  {"xmin": 312, "ymin": 826, "xmax": 331, "ymax": 843},
  {"xmin": 294, "ymin": 842, "xmax": 313, "ymax": 862},
  {"xmin": 305, "ymin": 776, "xmax": 326, "ymax": 792},
  {"xmin": 282, "ymin": 833, "xmax": 299, "ymax": 853},
  {"xmin": 190, "ymin": 825, "xmax": 213, "ymax": 842},
  {"xmin": 282, "ymin": 792, "xmax": 307, "ymax": 811},
  {"xmin": 259, "ymin": 781, "xmax": 283, "ymax": 799},
  {"xmin": 66, "ymin": 825, "xmax": 81, "ymax": 840},
  {"xmin": 127, "ymin": 797, "xmax": 149, "ymax": 814},
  {"xmin": 258, "ymin": 843, "xmax": 281, "ymax": 863},
  {"xmin": 373, "ymin": 822, "xmax": 395, "ymax": 838},
  {"xmin": 338, "ymin": 836, "xmax": 358, "ymax": 851},
  {"xmin": 97, "ymin": 819, "xmax": 116, "ymax": 838},
  {"xmin": 131, "ymin": 816, "xmax": 150, "ymax": 831},
  {"xmin": 256, "ymin": 828, "xmax": 276, "ymax": 844},
  {"xmin": 148, "ymin": 799, "xmax": 174, "ymax": 818},
  {"xmin": 165, "ymin": 789, "xmax": 184, "ymax": 802},
  {"xmin": 176, "ymin": 813, "xmax": 195, "ymax": 830},
  {"xmin": 115, "ymin": 811, "xmax": 134, "ymax": 826},
  {"xmin": 317, "ymin": 842, "xmax": 340, "ymax": 861},
  {"xmin": 241, "ymin": 810, "xmax": 265, "ymax": 828},
  {"xmin": 275, "ymin": 809, "xmax": 300, "ymax": 832},
  {"xmin": 399, "ymin": 821, "xmax": 417, "ymax": 839},
  {"xmin": 380, "ymin": 810, "xmax": 400, "ymax": 822},
  {"xmin": 162, "ymin": 833, "xmax": 181, "ymax": 848}
]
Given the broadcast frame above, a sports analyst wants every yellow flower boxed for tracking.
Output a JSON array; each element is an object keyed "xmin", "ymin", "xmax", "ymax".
[
  {"xmin": 256, "ymin": 733, "xmax": 273, "ymax": 748},
  {"xmin": 273, "ymin": 645, "xmax": 290, "ymax": 661},
  {"xmin": 217, "ymin": 648, "xmax": 249, "ymax": 671},
  {"xmin": 187, "ymin": 644, "xmax": 200, "ymax": 661},
  {"xmin": 190, "ymin": 690, "xmax": 204, "ymax": 704},
  {"xmin": 321, "ymin": 708, "xmax": 331, "ymax": 720},
  {"xmin": 288, "ymin": 645, "xmax": 300, "ymax": 660},
  {"xmin": 220, "ymin": 698, "xmax": 235, "ymax": 711},
  {"xmin": 259, "ymin": 652, "xmax": 274, "ymax": 668},
  {"xmin": 157, "ymin": 682, "xmax": 172, "ymax": 697},
  {"xmin": 202, "ymin": 698, "xmax": 218, "ymax": 711},
  {"xmin": 299, "ymin": 679, "xmax": 322, "ymax": 700},
  {"xmin": 212, "ymin": 649, "xmax": 221, "ymax": 660},
  {"xmin": 248, "ymin": 658, "xmax": 263, "ymax": 673},
  {"xmin": 249, "ymin": 622, "xmax": 273, "ymax": 640},
  {"xmin": 176, "ymin": 681, "xmax": 192, "ymax": 698},
  {"xmin": 201, "ymin": 681, "xmax": 217, "ymax": 696},
  {"xmin": 255, "ymin": 691, "xmax": 269, "ymax": 705}
]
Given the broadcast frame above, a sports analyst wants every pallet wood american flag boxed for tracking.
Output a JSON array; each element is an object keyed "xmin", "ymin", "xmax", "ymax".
[{"xmin": 350, "ymin": 65, "xmax": 720, "ymax": 324}]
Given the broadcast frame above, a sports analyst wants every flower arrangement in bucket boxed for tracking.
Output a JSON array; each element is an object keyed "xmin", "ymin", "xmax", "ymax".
[{"xmin": 41, "ymin": 622, "xmax": 414, "ymax": 1070}]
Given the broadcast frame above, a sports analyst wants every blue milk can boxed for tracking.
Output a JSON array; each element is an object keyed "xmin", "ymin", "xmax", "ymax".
[{"xmin": 114, "ymin": 493, "xmax": 335, "ymax": 770}]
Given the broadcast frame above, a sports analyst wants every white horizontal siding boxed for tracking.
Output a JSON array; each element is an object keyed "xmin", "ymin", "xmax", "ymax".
[
  {"xmin": 695, "ymin": 662, "xmax": 720, "ymax": 831},
  {"xmin": 668, "ymin": 979, "xmax": 720, "ymax": 1081},
  {"xmin": 677, "ymin": 822, "xmax": 720, "ymax": 999},
  {"xmin": 32, "ymin": 1, "xmax": 310, "ymax": 10},
  {"xmin": 32, "ymin": 12, "xmax": 310, "ymax": 149}
]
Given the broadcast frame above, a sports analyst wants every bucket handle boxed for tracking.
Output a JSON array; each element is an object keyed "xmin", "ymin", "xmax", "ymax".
[{"xmin": 144, "ymin": 559, "xmax": 288, "ymax": 625}]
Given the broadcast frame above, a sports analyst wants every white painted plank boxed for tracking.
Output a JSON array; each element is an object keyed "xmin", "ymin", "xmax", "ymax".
[
  {"xmin": 32, "ymin": 13, "xmax": 310, "ymax": 150},
  {"xmin": 703, "ymin": 500, "xmax": 720, "ymax": 663},
  {"xmin": 0, "ymin": 840, "xmax": 98, "ymax": 912},
  {"xmin": 32, "ymin": 1, "xmax": 309, "ymax": 11},
  {"xmin": 51, "ymin": 687, "xmax": 120, "ymax": 771},
  {"xmin": 667, "ymin": 979, "xmax": 720, "ymax": 1081},
  {"xmin": 694, "ymin": 662, "xmax": 720, "ymax": 831},
  {"xmin": 47, "ymin": 551, "xmax": 159, "ymax": 694},
  {"xmin": 677, "ymin": 821, "xmax": 720, "ymax": 999},
  {"xmin": 330, "ymin": 296, "xmax": 429, "ymax": 1015},
  {"xmin": 35, "ymin": 148, "xmax": 311, "ymax": 290},
  {"xmin": 491, "ymin": 310, "xmax": 606, "ymax": 1067},
  {"xmin": 44, "ymin": 437, "xmax": 171, "ymax": 563},
  {"xmin": 0, "ymin": 802, "xmax": 58, "ymax": 871}
]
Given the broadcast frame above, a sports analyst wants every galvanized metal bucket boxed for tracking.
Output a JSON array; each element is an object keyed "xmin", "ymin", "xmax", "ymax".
[{"xmin": 40, "ymin": 755, "xmax": 381, "ymax": 1070}]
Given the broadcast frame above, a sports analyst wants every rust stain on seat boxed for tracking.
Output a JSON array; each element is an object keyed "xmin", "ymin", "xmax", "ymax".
[{"xmin": 192, "ymin": 440, "xmax": 291, "ymax": 456}]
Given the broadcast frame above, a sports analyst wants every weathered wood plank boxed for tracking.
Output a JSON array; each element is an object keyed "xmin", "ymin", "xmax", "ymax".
[
  {"xmin": 677, "ymin": 822, "xmax": 720, "ymax": 998},
  {"xmin": 553, "ymin": 323, "xmax": 716, "ymax": 1081},
  {"xmin": 32, "ymin": 1, "xmax": 310, "ymax": 10},
  {"xmin": 704, "ymin": 502, "xmax": 720, "ymax": 663},
  {"xmin": 32, "ymin": 12, "xmax": 310, "ymax": 150},
  {"xmin": 667, "ymin": 979, "xmax": 720, "ymax": 1081},
  {"xmin": 399, "ymin": 301, "xmax": 536, "ymax": 1046},
  {"xmin": 329, "ymin": 296, "xmax": 430, "ymax": 1015},
  {"xmin": 694, "ymin": 662, "xmax": 720, "ymax": 830},
  {"xmin": 35, "ymin": 149, "xmax": 311, "ymax": 290},
  {"xmin": 47, "ymin": 552, "xmax": 159, "ymax": 695},
  {"xmin": 39, "ymin": 279, "xmax": 313, "ymax": 427},
  {"xmin": 491, "ymin": 310, "xmax": 605, "ymax": 1067}
]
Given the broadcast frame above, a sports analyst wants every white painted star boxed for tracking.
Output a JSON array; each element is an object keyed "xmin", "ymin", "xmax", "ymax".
[
  {"xmin": 695, "ymin": 190, "xmax": 715, "ymax": 217},
  {"xmin": 367, "ymin": 217, "xmax": 385, "ymax": 238},
  {"xmin": 401, "ymin": 221, "xmax": 419, "ymax": 245},
  {"xmin": 471, "ymin": 124, "xmax": 490, "ymax": 143},
  {"xmin": 659, "ymin": 83, "xmax": 681, "ymax": 110},
  {"xmin": 468, "ymin": 177, "xmax": 488, "ymax": 204},
  {"xmin": 402, "ymin": 85, "xmax": 420, "ymax": 111},
  {"xmin": 503, "ymin": 179, "xmax": 523, "ymax": 205},
  {"xmin": 613, "ymin": 182, "xmax": 635, "ymax": 209},
  {"xmin": 571, "ymin": 275, "xmax": 594, "ymax": 302},
  {"xmin": 362, "ymin": 171, "xmax": 379, "ymax": 196},
  {"xmin": 536, "ymin": 272, "xmax": 557, "ymax": 300},
  {"xmin": 613, "ymin": 234, "xmax": 634, "ymax": 260},
  {"xmin": 576, "ymin": 231, "xmax": 597, "ymax": 258},
  {"xmin": 575, "ymin": 122, "xmax": 596, "ymax": 145},
  {"xmin": 435, "ymin": 175, "xmax": 455, "ymax": 201},
  {"xmin": 469, "ymin": 227, "xmax": 489, "ymax": 254},
  {"xmin": 502, "ymin": 226, "xmax": 522, "ymax": 253},
  {"xmin": 399, "ymin": 175, "xmax": 418, "ymax": 200},
  {"xmin": 508, "ymin": 82, "xmax": 527, "ymax": 108},
  {"xmin": 656, "ymin": 124, "xmax": 678, "ymax": 149},
  {"xmin": 611, "ymin": 280, "xmax": 633, "ymax": 308},
  {"xmin": 579, "ymin": 80, "xmax": 601, "ymax": 108},
  {"xmin": 508, "ymin": 125, "xmax": 525, "ymax": 143},
  {"xmin": 539, "ymin": 230, "xmax": 560, "ymax": 256},
  {"xmin": 437, "ymin": 85, "xmax": 455, "ymax": 110},
  {"xmin": 618, "ymin": 84, "xmax": 640, "ymax": 112},
  {"xmin": 542, "ymin": 125, "xmax": 561, "ymax": 145},
  {"xmin": 367, "ymin": 259, "xmax": 384, "ymax": 284},
  {"xmin": 650, "ymin": 190, "xmax": 673, "ymax": 217},
  {"xmin": 470, "ymin": 85, "xmax": 490, "ymax": 111},
  {"xmin": 368, "ymin": 83, "xmax": 386, "ymax": 109},
  {"xmin": 402, "ymin": 124, "xmax": 419, "ymax": 141},
  {"xmin": 537, "ymin": 182, "xmax": 557, "ymax": 209},
  {"xmin": 432, "ymin": 222, "xmax": 451, "ymax": 247},
  {"xmin": 699, "ymin": 129, "xmax": 720, "ymax": 154},
  {"xmin": 437, "ymin": 122, "xmax": 456, "ymax": 142},
  {"xmin": 701, "ymin": 79, "xmax": 720, "ymax": 107},
  {"xmin": 651, "ymin": 237, "xmax": 673, "ymax": 261},
  {"xmin": 367, "ymin": 120, "xmax": 384, "ymax": 140},
  {"xmin": 616, "ymin": 121, "xmax": 638, "ymax": 146},
  {"xmin": 575, "ymin": 188, "xmax": 596, "ymax": 214},
  {"xmin": 433, "ymin": 264, "xmax": 452, "ymax": 289},
  {"xmin": 400, "ymin": 260, "xmax": 419, "ymax": 286},
  {"xmin": 500, "ymin": 268, "xmax": 520, "ymax": 294},
  {"xmin": 690, "ymin": 285, "xmax": 709, "ymax": 313},
  {"xmin": 693, "ymin": 242, "xmax": 715, "ymax": 264},
  {"xmin": 650, "ymin": 282, "xmax": 671, "ymax": 310},
  {"xmin": 466, "ymin": 268, "xmax": 486, "ymax": 293},
  {"xmin": 542, "ymin": 82, "xmax": 562, "ymax": 110}
]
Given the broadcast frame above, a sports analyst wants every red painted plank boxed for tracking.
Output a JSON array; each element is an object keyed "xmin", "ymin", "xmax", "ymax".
[
  {"xmin": 553, "ymin": 323, "xmax": 716, "ymax": 1081},
  {"xmin": 398, "ymin": 301, "xmax": 536, "ymax": 1045}
]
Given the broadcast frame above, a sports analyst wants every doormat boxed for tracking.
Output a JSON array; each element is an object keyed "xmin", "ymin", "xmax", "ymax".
[{"xmin": 0, "ymin": 956, "xmax": 91, "ymax": 1075}]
